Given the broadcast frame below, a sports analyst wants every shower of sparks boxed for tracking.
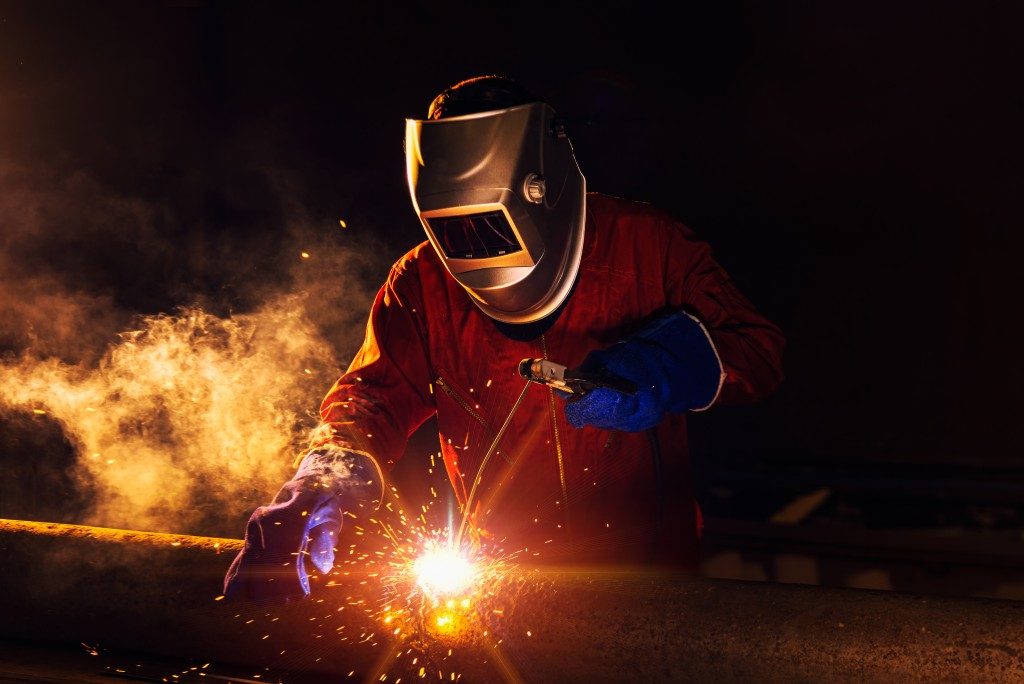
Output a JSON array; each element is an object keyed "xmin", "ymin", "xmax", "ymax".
[
  {"xmin": 297, "ymin": 476, "xmax": 531, "ymax": 682},
  {"xmin": 239, "ymin": 370, "xmax": 537, "ymax": 681},
  {"xmin": 3, "ymin": 302, "xmax": 544, "ymax": 682}
]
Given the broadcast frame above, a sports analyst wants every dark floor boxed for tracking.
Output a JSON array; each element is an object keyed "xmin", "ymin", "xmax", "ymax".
[
  {"xmin": 697, "ymin": 465, "xmax": 1024, "ymax": 599},
  {"xmin": 0, "ymin": 639, "xmax": 307, "ymax": 684}
]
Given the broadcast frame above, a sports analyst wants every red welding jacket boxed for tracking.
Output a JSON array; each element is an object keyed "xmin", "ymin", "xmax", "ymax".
[{"xmin": 315, "ymin": 193, "xmax": 784, "ymax": 569}]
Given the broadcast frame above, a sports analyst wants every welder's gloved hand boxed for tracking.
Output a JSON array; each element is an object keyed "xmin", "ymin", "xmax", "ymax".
[
  {"xmin": 563, "ymin": 311, "xmax": 723, "ymax": 432},
  {"xmin": 223, "ymin": 446, "xmax": 382, "ymax": 603}
]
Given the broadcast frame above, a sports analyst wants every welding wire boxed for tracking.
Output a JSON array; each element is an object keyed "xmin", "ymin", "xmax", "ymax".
[{"xmin": 454, "ymin": 379, "xmax": 532, "ymax": 548}]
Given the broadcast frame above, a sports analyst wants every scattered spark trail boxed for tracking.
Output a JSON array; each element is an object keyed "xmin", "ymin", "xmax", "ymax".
[{"xmin": 303, "ymin": 469, "xmax": 533, "ymax": 683}]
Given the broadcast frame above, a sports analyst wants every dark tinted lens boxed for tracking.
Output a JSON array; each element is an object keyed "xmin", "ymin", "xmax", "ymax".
[{"xmin": 427, "ymin": 211, "xmax": 523, "ymax": 259}]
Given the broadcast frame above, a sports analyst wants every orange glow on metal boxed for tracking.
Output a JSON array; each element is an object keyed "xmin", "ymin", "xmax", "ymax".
[{"xmin": 0, "ymin": 518, "xmax": 243, "ymax": 552}]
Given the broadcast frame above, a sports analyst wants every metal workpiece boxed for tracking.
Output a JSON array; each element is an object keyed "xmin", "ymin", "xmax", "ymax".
[
  {"xmin": 0, "ymin": 517, "xmax": 244, "ymax": 551},
  {"xmin": 2, "ymin": 518, "xmax": 1024, "ymax": 683}
]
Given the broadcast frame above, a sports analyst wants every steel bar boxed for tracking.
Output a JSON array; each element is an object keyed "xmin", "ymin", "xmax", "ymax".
[{"xmin": 2, "ymin": 517, "xmax": 1024, "ymax": 682}]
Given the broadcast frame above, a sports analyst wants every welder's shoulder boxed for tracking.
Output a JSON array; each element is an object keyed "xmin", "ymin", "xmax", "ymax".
[
  {"xmin": 587, "ymin": 192, "xmax": 695, "ymax": 244},
  {"xmin": 390, "ymin": 241, "xmax": 432, "ymax": 272},
  {"xmin": 385, "ymin": 240, "xmax": 448, "ymax": 291}
]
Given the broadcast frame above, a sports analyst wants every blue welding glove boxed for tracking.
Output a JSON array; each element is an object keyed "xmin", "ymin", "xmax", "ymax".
[
  {"xmin": 563, "ymin": 311, "xmax": 723, "ymax": 432},
  {"xmin": 223, "ymin": 447, "xmax": 382, "ymax": 602}
]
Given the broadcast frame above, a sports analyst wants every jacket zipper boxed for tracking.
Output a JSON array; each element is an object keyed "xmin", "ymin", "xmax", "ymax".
[
  {"xmin": 434, "ymin": 375, "xmax": 492, "ymax": 434},
  {"xmin": 541, "ymin": 334, "xmax": 571, "ymax": 537}
]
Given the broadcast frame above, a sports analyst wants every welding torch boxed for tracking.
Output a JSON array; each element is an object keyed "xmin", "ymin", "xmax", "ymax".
[
  {"xmin": 518, "ymin": 358, "xmax": 638, "ymax": 397},
  {"xmin": 455, "ymin": 358, "xmax": 639, "ymax": 546}
]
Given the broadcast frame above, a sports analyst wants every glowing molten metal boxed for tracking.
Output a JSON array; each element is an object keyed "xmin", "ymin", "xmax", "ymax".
[{"xmin": 413, "ymin": 545, "xmax": 476, "ymax": 598}]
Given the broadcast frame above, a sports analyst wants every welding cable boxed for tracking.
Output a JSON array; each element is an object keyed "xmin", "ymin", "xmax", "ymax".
[{"xmin": 454, "ymin": 379, "xmax": 533, "ymax": 548}]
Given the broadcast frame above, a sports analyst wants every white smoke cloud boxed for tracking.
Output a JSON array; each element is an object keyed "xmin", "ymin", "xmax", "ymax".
[
  {"xmin": 1, "ymin": 297, "xmax": 340, "ymax": 532},
  {"xmin": 0, "ymin": 158, "xmax": 394, "ymax": 534}
]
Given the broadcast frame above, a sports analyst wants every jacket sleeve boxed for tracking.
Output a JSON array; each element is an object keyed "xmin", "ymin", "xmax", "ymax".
[
  {"xmin": 309, "ymin": 258, "xmax": 436, "ymax": 469},
  {"xmin": 663, "ymin": 220, "xmax": 785, "ymax": 407}
]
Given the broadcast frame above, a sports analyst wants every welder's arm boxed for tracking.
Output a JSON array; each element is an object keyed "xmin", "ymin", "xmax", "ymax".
[
  {"xmin": 665, "ymin": 223, "xmax": 785, "ymax": 406},
  {"xmin": 564, "ymin": 220, "xmax": 784, "ymax": 431},
  {"xmin": 223, "ymin": 446, "xmax": 383, "ymax": 602},
  {"xmin": 225, "ymin": 260, "xmax": 435, "ymax": 601},
  {"xmin": 310, "ymin": 259, "xmax": 436, "ymax": 467},
  {"xmin": 563, "ymin": 311, "xmax": 724, "ymax": 431}
]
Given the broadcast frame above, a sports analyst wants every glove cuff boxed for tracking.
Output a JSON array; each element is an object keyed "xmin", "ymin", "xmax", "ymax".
[
  {"xmin": 631, "ymin": 310, "xmax": 725, "ymax": 412},
  {"xmin": 676, "ymin": 311, "xmax": 724, "ymax": 412},
  {"xmin": 294, "ymin": 446, "xmax": 384, "ymax": 511}
]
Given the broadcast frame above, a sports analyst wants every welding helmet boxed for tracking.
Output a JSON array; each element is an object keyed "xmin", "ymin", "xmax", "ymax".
[{"xmin": 405, "ymin": 102, "xmax": 586, "ymax": 324}]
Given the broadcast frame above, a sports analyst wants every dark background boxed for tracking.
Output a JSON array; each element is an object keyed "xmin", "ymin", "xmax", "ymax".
[{"xmin": 2, "ymin": 1, "xmax": 1023, "ymax": 591}]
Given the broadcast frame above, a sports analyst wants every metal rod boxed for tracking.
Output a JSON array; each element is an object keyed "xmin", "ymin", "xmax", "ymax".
[{"xmin": 0, "ymin": 517, "xmax": 243, "ymax": 551}]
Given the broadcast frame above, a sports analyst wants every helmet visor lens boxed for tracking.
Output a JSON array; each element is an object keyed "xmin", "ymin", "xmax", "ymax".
[{"xmin": 426, "ymin": 211, "xmax": 524, "ymax": 259}]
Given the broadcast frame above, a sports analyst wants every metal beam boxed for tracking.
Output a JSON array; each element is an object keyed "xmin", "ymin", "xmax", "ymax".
[{"xmin": 2, "ymin": 518, "xmax": 1024, "ymax": 683}]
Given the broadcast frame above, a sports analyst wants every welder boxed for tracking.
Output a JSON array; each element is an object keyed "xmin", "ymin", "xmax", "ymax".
[{"xmin": 224, "ymin": 75, "xmax": 785, "ymax": 601}]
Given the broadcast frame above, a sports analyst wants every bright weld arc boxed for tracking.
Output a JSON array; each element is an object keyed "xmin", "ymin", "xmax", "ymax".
[
  {"xmin": 412, "ymin": 545, "xmax": 476, "ymax": 598},
  {"xmin": 341, "ymin": 433, "xmax": 524, "ymax": 680}
]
